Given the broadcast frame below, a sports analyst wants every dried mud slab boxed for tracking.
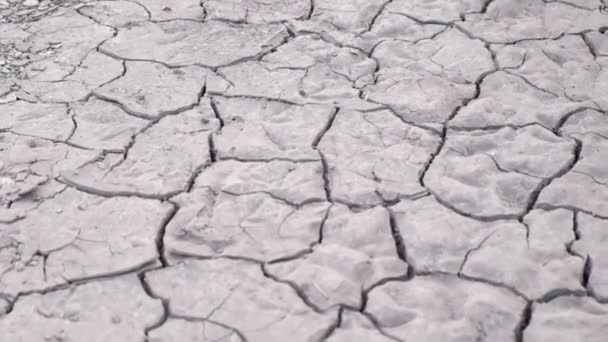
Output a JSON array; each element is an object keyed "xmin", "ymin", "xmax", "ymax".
[
  {"xmin": 69, "ymin": 97, "xmax": 149, "ymax": 152},
  {"xmin": 525, "ymin": 296, "xmax": 608, "ymax": 342},
  {"xmin": 145, "ymin": 259, "xmax": 336, "ymax": 341},
  {"xmin": 385, "ymin": 0, "xmax": 486, "ymax": 22},
  {"xmin": 1, "ymin": 101, "xmax": 72, "ymax": 140},
  {"xmin": 148, "ymin": 318, "xmax": 243, "ymax": 342},
  {"xmin": 138, "ymin": 0, "xmax": 205, "ymax": 21},
  {"xmin": 391, "ymin": 196, "xmax": 514, "ymax": 273},
  {"xmin": 12, "ymin": 9, "xmax": 121, "ymax": 102},
  {"xmin": 365, "ymin": 275, "xmax": 527, "ymax": 341},
  {"xmin": 0, "ymin": 132, "xmax": 98, "ymax": 223},
  {"xmin": 327, "ymin": 310, "xmax": 395, "ymax": 342},
  {"xmin": 0, "ymin": 187, "xmax": 170, "ymax": 297},
  {"xmin": 492, "ymin": 35, "xmax": 608, "ymax": 110},
  {"xmin": 572, "ymin": 213, "xmax": 608, "ymax": 301},
  {"xmin": 461, "ymin": 209, "xmax": 584, "ymax": 299},
  {"xmin": 212, "ymin": 97, "xmax": 335, "ymax": 161},
  {"xmin": 164, "ymin": 159, "xmax": 328, "ymax": 261},
  {"xmin": 60, "ymin": 100, "xmax": 218, "ymax": 197},
  {"xmin": 217, "ymin": 35, "xmax": 379, "ymax": 108},
  {"xmin": 450, "ymin": 71, "xmax": 586, "ymax": 129},
  {"xmin": 0, "ymin": 275, "xmax": 163, "ymax": 342},
  {"xmin": 166, "ymin": 187, "xmax": 330, "ymax": 262},
  {"xmin": 101, "ymin": 20, "xmax": 288, "ymax": 68},
  {"xmin": 204, "ymin": 0, "xmax": 310, "ymax": 23},
  {"xmin": 538, "ymin": 109, "xmax": 608, "ymax": 216},
  {"xmin": 460, "ymin": 0, "xmax": 608, "ymax": 43},
  {"xmin": 265, "ymin": 205, "xmax": 407, "ymax": 310},
  {"xmin": 392, "ymin": 198, "xmax": 584, "ymax": 299},
  {"xmin": 318, "ymin": 108, "xmax": 440, "ymax": 206},
  {"xmin": 425, "ymin": 126, "xmax": 575, "ymax": 218},
  {"xmin": 77, "ymin": 1, "xmax": 149, "ymax": 27},
  {"xmin": 364, "ymin": 28, "xmax": 492, "ymax": 125},
  {"xmin": 95, "ymin": 61, "xmax": 208, "ymax": 118}
]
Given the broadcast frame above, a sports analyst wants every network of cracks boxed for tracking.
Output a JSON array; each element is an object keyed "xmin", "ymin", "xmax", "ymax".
[{"xmin": 1, "ymin": 0, "xmax": 608, "ymax": 341}]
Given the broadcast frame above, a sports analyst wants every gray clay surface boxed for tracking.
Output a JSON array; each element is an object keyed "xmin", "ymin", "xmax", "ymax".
[{"xmin": 1, "ymin": 0, "xmax": 607, "ymax": 341}]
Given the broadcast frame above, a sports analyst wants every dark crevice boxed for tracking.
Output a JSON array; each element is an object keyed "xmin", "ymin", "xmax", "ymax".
[
  {"xmin": 388, "ymin": 11, "xmax": 454, "ymax": 26},
  {"xmin": 363, "ymin": 104, "xmax": 443, "ymax": 136},
  {"xmin": 552, "ymin": 106, "xmax": 597, "ymax": 134},
  {"xmin": 449, "ymin": 122, "xmax": 549, "ymax": 133},
  {"xmin": 535, "ymin": 203, "xmax": 608, "ymax": 220},
  {"xmin": 165, "ymin": 251, "xmax": 264, "ymax": 264},
  {"xmin": 319, "ymin": 306, "xmax": 343, "ymax": 342},
  {"xmin": 208, "ymin": 93, "xmax": 301, "ymax": 106},
  {"xmin": 419, "ymin": 65, "xmax": 498, "ymax": 193},
  {"xmin": 536, "ymin": 287, "xmax": 589, "ymax": 303},
  {"xmin": 312, "ymin": 107, "xmax": 339, "ymax": 148},
  {"xmin": 218, "ymin": 155, "xmax": 320, "ymax": 163},
  {"xmin": 305, "ymin": 0, "xmax": 315, "ymax": 20},
  {"xmin": 480, "ymin": 0, "xmax": 495, "ymax": 14},
  {"xmin": 582, "ymin": 256, "xmax": 592, "ymax": 289},
  {"xmin": 317, "ymin": 205, "xmax": 333, "ymax": 244},
  {"xmin": 56, "ymin": 176, "xmax": 178, "ymax": 200},
  {"xmin": 514, "ymin": 301, "xmax": 532, "ymax": 342},
  {"xmin": 220, "ymin": 188, "xmax": 325, "ymax": 208},
  {"xmin": 364, "ymin": 0, "xmax": 394, "ymax": 33},
  {"xmin": 208, "ymin": 134, "xmax": 217, "ymax": 163},
  {"xmin": 318, "ymin": 151, "xmax": 333, "ymax": 202},
  {"xmin": 428, "ymin": 188, "xmax": 521, "ymax": 222},
  {"xmin": 387, "ymin": 210, "xmax": 407, "ymax": 263},
  {"xmin": 581, "ymin": 33, "xmax": 599, "ymax": 58},
  {"xmin": 155, "ymin": 203, "xmax": 179, "ymax": 267},
  {"xmin": 209, "ymin": 97, "xmax": 225, "ymax": 129},
  {"xmin": 138, "ymin": 271, "xmax": 170, "ymax": 337},
  {"xmin": 457, "ymin": 273, "xmax": 529, "ymax": 300}
]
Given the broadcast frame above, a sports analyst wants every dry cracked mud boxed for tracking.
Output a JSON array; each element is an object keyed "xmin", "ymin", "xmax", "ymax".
[{"xmin": 1, "ymin": 0, "xmax": 608, "ymax": 341}]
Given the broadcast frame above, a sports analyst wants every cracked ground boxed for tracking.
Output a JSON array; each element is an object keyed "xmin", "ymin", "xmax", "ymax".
[{"xmin": 1, "ymin": 0, "xmax": 608, "ymax": 341}]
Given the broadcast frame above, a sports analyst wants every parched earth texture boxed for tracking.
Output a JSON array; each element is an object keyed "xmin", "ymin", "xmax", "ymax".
[{"xmin": 1, "ymin": 0, "xmax": 608, "ymax": 341}]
